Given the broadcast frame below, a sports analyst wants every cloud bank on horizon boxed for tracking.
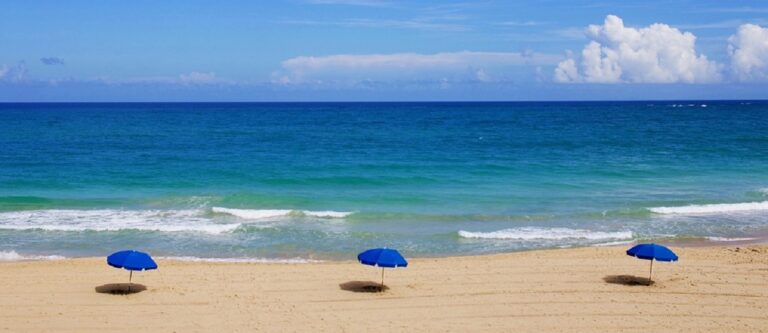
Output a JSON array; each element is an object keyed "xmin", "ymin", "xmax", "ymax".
[{"xmin": 273, "ymin": 51, "xmax": 562, "ymax": 85}]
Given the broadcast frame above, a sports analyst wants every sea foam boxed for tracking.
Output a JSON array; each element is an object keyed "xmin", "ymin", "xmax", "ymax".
[
  {"xmin": 705, "ymin": 236, "xmax": 757, "ymax": 242},
  {"xmin": 649, "ymin": 201, "xmax": 768, "ymax": 214},
  {"xmin": 0, "ymin": 250, "xmax": 65, "ymax": 261},
  {"xmin": 458, "ymin": 227, "xmax": 633, "ymax": 241},
  {"xmin": 0, "ymin": 209, "xmax": 240, "ymax": 234},
  {"xmin": 211, "ymin": 207, "xmax": 352, "ymax": 219},
  {"xmin": 592, "ymin": 240, "xmax": 635, "ymax": 247}
]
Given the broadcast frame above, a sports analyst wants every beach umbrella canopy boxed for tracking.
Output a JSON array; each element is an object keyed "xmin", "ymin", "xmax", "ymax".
[
  {"xmin": 108, "ymin": 250, "xmax": 158, "ymax": 271},
  {"xmin": 626, "ymin": 243, "xmax": 678, "ymax": 262},
  {"xmin": 626, "ymin": 243, "xmax": 677, "ymax": 284},
  {"xmin": 358, "ymin": 248, "xmax": 408, "ymax": 268},
  {"xmin": 357, "ymin": 248, "xmax": 407, "ymax": 289},
  {"xmin": 107, "ymin": 250, "xmax": 157, "ymax": 290}
]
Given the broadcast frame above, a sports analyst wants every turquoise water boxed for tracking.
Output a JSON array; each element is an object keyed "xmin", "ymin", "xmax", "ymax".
[{"xmin": 1, "ymin": 102, "xmax": 767, "ymax": 261}]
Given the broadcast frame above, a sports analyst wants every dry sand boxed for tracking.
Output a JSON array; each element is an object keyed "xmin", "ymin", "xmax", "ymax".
[{"xmin": 1, "ymin": 245, "xmax": 766, "ymax": 332}]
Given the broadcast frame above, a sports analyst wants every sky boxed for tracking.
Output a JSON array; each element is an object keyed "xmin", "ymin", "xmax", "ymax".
[{"xmin": 1, "ymin": 0, "xmax": 768, "ymax": 101}]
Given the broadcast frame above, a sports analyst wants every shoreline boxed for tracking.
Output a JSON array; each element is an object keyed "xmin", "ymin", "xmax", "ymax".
[
  {"xmin": 1, "ymin": 244, "xmax": 766, "ymax": 332},
  {"xmin": 3, "ymin": 235, "xmax": 767, "ymax": 263}
]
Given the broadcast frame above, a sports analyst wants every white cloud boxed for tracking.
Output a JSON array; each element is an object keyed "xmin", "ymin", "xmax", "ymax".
[
  {"xmin": 274, "ymin": 51, "xmax": 562, "ymax": 85},
  {"xmin": 553, "ymin": 58, "xmax": 579, "ymax": 83},
  {"xmin": 0, "ymin": 62, "xmax": 27, "ymax": 82},
  {"xmin": 474, "ymin": 68, "xmax": 491, "ymax": 82},
  {"xmin": 554, "ymin": 15, "xmax": 722, "ymax": 83},
  {"xmin": 87, "ymin": 71, "xmax": 228, "ymax": 86},
  {"xmin": 178, "ymin": 72, "xmax": 219, "ymax": 85},
  {"xmin": 728, "ymin": 24, "xmax": 768, "ymax": 81}
]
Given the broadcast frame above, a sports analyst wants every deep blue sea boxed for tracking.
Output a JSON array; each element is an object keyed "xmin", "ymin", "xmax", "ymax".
[{"xmin": 1, "ymin": 102, "xmax": 767, "ymax": 261}]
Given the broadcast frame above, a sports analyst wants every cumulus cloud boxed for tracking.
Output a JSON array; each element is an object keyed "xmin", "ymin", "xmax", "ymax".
[
  {"xmin": 273, "ymin": 51, "xmax": 562, "ymax": 85},
  {"xmin": 728, "ymin": 24, "xmax": 768, "ymax": 81},
  {"xmin": 553, "ymin": 58, "xmax": 579, "ymax": 83},
  {"xmin": 0, "ymin": 62, "xmax": 28, "ymax": 82},
  {"xmin": 554, "ymin": 15, "xmax": 722, "ymax": 83},
  {"xmin": 40, "ymin": 57, "xmax": 65, "ymax": 65}
]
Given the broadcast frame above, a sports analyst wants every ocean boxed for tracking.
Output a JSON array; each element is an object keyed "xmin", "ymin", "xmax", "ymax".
[{"xmin": 1, "ymin": 101, "xmax": 767, "ymax": 261}]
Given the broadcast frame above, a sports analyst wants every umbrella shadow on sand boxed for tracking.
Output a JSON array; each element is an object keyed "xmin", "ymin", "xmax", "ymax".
[
  {"xmin": 603, "ymin": 275, "xmax": 655, "ymax": 286},
  {"xmin": 95, "ymin": 283, "xmax": 148, "ymax": 295},
  {"xmin": 339, "ymin": 281, "xmax": 390, "ymax": 293}
]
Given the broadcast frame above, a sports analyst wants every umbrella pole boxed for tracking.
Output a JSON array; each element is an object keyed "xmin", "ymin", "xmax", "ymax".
[
  {"xmin": 648, "ymin": 259, "xmax": 654, "ymax": 285},
  {"xmin": 381, "ymin": 268, "xmax": 385, "ymax": 290},
  {"xmin": 129, "ymin": 271, "xmax": 133, "ymax": 292}
]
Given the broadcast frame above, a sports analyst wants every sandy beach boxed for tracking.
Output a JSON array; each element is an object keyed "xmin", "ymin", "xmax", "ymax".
[{"xmin": 1, "ymin": 245, "xmax": 766, "ymax": 332}]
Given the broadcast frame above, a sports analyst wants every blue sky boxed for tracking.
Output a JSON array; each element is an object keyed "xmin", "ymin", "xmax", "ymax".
[{"xmin": 1, "ymin": 0, "xmax": 767, "ymax": 101}]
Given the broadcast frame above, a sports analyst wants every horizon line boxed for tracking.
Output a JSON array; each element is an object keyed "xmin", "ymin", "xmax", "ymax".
[{"xmin": 1, "ymin": 99, "xmax": 767, "ymax": 104}]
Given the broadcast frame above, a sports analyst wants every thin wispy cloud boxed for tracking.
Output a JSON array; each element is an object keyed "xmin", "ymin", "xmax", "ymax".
[
  {"xmin": 677, "ymin": 19, "xmax": 768, "ymax": 30},
  {"xmin": 493, "ymin": 26, "xmax": 585, "ymax": 43},
  {"xmin": 498, "ymin": 21, "xmax": 549, "ymax": 27},
  {"xmin": 280, "ymin": 18, "xmax": 469, "ymax": 32},
  {"xmin": 698, "ymin": 6, "xmax": 768, "ymax": 13},
  {"xmin": 347, "ymin": 18, "xmax": 469, "ymax": 31},
  {"xmin": 423, "ymin": 2, "xmax": 486, "ymax": 14},
  {"xmin": 414, "ymin": 13, "xmax": 470, "ymax": 22},
  {"xmin": 550, "ymin": 27, "xmax": 587, "ymax": 40},
  {"xmin": 577, "ymin": 2, "xmax": 651, "ymax": 9},
  {"xmin": 495, "ymin": 29, "xmax": 590, "ymax": 43},
  {"xmin": 304, "ymin": 0, "xmax": 393, "ymax": 7}
]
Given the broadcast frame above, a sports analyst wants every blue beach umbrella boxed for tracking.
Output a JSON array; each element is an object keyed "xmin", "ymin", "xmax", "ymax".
[
  {"xmin": 357, "ymin": 248, "xmax": 408, "ymax": 288},
  {"xmin": 107, "ymin": 250, "xmax": 158, "ymax": 290},
  {"xmin": 626, "ymin": 243, "xmax": 678, "ymax": 283}
]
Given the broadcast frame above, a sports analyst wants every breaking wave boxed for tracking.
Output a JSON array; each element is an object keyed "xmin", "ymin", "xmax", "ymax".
[
  {"xmin": 705, "ymin": 236, "xmax": 757, "ymax": 242},
  {"xmin": 0, "ymin": 250, "xmax": 65, "ymax": 261},
  {"xmin": 0, "ymin": 209, "xmax": 240, "ymax": 234},
  {"xmin": 458, "ymin": 227, "xmax": 633, "ymax": 241},
  {"xmin": 649, "ymin": 201, "xmax": 768, "ymax": 214},
  {"xmin": 211, "ymin": 207, "xmax": 353, "ymax": 219},
  {"xmin": 592, "ymin": 240, "xmax": 635, "ymax": 247}
]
